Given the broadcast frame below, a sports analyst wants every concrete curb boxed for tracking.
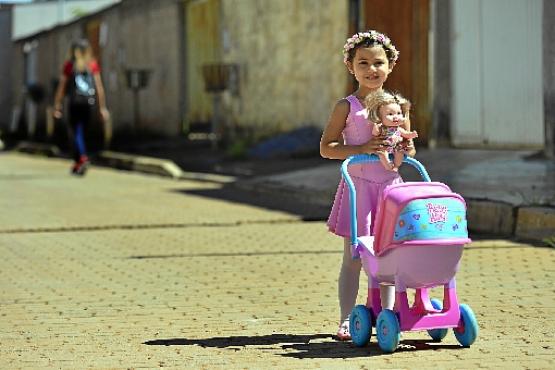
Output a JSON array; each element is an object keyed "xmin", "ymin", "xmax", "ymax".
[
  {"xmin": 15, "ymin": 141, "xmax": 61, "ymax": 157},
  {"xmin": 12, "ymin": 142, "xmax": 235, "ymax": 184},
  {"xmin": 232, "ymin": 178, "xmax": 555, "ymax": 243},
  {"xmin": 515, "ymin": 207, "xmax": 555, "ymax": 241},
  {"xmin": 96, "ymin": 151, "xmax": 236, "ymax": 183},
  {"xmin": 97, "ymin": 151, "xmax": 183, "ymax": 179},
  {"xmin": 466, "ymin": 200, "xmax": 516, "ymax": 236}
]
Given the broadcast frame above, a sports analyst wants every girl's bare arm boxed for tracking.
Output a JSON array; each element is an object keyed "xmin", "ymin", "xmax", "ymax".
[
  {"xmin": 53, "ymin": 74, "xmax": 67, "ymax": 118},
  {"xmin": 320, "ymin": 100, "xmax": 386, "ymax": 160},
  {"xmin": 93, "ymin": 73, "xmax": 107, "ymax": 111},
  {"xmin": 53, "ymin": 74, "xmax": 67, "ymax": 109},
  {"xmin": 401, "ymin": 117, "xmax": 416, "ymax": 157}
]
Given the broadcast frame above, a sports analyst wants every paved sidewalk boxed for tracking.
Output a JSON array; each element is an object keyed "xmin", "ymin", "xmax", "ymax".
[
  {"xmin": 235, "ymin": 148, "xmax": 555, "ymax": 240},
  {"xmin": 0, "ymin": 153, "xmax": 554, "ymax": 369}
]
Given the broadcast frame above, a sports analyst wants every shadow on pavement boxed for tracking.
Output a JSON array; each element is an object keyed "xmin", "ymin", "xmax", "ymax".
[
  {"xmin": 143, "ymin": 334, "xmax": 461, "ymax": 359},
  {"xmin": 143, "ymin": 333, "xmax": 331, "ymax": 348},
  {"xmin": 128, "ymin": 249, "xmax": 341, "ymax": 259},
  {"xmin": 171, "ymin": 186, "xmax": 330, "ymax": 221},
  {"xmin": 280, "ymin": 339, "xmax": 461, "ymax": 359}
]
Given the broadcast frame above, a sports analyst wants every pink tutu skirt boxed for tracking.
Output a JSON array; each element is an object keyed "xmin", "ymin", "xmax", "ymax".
[{"xmin": 327, "ymin": 163, "xmax": 402, "ymax": 238}]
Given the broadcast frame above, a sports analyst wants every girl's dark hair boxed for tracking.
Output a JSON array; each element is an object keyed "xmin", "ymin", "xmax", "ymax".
[
  {"xmin": 70, "ymin": 38, "xmax": 91, "ymax": 60},
  {"xmin": 343, "ymin": 31, "xmax": 399, "ymax": 67},
  {"xmin": 346, "ymin": 39, "xmax": 397, "ymax": 65}
]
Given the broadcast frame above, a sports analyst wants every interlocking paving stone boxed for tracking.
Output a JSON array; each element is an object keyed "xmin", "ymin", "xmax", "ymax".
[{"xmin": 0, "ymin": 153, "xmax": 554, "ymax": 369}]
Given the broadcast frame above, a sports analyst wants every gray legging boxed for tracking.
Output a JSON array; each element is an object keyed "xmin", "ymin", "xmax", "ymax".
[{"xmin": 338, "ymin": 238, "xmax": 395, "ymax": 324}]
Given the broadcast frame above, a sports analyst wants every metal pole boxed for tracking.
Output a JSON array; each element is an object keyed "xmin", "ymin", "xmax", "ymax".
[
  {"xmin": 211, "ymin": 93, "xmax": 221, "ymax": 149},
  {"xmin": 133, "ymin": 88, "xmax": 139, "ymax": 132}
]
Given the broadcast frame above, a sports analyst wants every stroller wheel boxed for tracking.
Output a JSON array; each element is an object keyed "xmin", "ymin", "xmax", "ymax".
[
  {"xmin": 376, "ymin": 309, "xmax": 400, "ymax": 353},
  {"xmin": 454, "ymin": 304, "xmax": 479, "ymax": 347},
  {"xmin": 350, "ymin": 305, "xmax": 372, "ymax": 347},
  {"xmin": 427, "ymin": 298, "xmax": 449, "ymax": 342}
]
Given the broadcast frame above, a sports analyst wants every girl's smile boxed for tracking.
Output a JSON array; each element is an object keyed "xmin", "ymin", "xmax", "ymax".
[{"xmin": 347, "ymin": 46, "xmax": 392, "ymax": 91}]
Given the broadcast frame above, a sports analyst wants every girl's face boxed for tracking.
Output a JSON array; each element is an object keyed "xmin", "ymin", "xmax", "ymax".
[
  {"xmin": 347, "ymin": 46, "xmax": 391, "ymax": 91},
  {"xmin": 379, "ymin": 102, "xmax": 405, "ymax": 126},
  {"xmin": 74, "ymin": 47, "xmax": 92, "ymax": 62}
]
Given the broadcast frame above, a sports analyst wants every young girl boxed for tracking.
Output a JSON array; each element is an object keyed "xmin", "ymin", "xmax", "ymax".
[
  {"xmin": 319, "ymin": 30, "xmax": 416, "ymax": 340},
  {"xmin": 53, "ymin": 39, "xmax": 110, "ymax": 176}
]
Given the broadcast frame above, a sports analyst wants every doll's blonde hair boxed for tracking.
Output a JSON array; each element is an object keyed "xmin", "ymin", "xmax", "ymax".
[{"xmin": 365, "ymin": 90, "xmax": 411, "ymax": 123}]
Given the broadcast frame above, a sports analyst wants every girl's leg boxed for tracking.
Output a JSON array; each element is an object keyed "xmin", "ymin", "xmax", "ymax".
[
  {"xmin": 69, "ymin": 105, "xmax": 89, "ymax": 163},
  {"xmin": 74, "ymin": 121, "xmax": 86, "ymax": 159},
  {"xmin": 380, "ymin": 284, "xmax": 395, "ymax": 310},
  {"xmin": 338, "ymin": 237, "xmax": 361, "ymax": 323}
]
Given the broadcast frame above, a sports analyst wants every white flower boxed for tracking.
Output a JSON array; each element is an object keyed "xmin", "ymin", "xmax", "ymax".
[{"xmin": 342, "ymin": 30, "xmax": 399, "ymax": 64}]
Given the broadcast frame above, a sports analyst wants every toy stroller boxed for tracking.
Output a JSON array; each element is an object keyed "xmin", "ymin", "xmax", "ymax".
[{"xmin": 342, "ymin": 154, "xmax": 479, "ymax": 353}]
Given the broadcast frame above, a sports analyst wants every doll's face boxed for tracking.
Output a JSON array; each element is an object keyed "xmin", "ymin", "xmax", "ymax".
[{"xmin": 379, "ymin": 102, "xmax": 405, "ymax": 126}]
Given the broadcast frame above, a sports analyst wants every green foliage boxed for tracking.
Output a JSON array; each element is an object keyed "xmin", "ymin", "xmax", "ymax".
[
  {"xmin": 543, "ymin": 235, "xmax": 555, "ymax": 248},
  {"xmin": 226, "ymin": 138, "xmax": 249, "ymax": 159},
  {"xmin": 70, "ymin": 7, "xmax": 88, "ymax": 18}
]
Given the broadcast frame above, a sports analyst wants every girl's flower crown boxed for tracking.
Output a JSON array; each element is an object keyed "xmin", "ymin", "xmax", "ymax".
[{"xmin": 342, "ymin": 30, "xmax": 399, "ymax": 64}]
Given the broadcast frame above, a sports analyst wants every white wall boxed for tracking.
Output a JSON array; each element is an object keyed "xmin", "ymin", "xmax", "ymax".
[
  {"xmin": 451, "ymin": 0, "xmax": 544, "ymax": 148},
  {"xmin": 13, "ymin": 0, "xmax": 120, "ymax": 40}
]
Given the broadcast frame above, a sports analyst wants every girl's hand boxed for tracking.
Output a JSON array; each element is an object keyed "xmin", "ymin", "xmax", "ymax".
[
  {"xmin": 400, "ymin": 138, "xmax": 416, "ymax": 157},
  {"xmin": 362, "ymin": 134, "xmax": 387, "ymax": 154},
  {"xmin": 100, "ymin": 107, "xmax": 110, "ymax": 123},
  {"xmin": 53, "ymin": 109, "xmax": 62, "ymax": 119}
]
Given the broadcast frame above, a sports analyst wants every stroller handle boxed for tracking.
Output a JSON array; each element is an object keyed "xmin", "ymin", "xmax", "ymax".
[{"xmin": 341, "ymin": 154, "xmax": 431, "ymax": 247}]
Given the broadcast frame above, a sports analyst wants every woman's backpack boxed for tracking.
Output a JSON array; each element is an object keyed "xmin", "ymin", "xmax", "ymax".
[{"xmin": 68, "ymin": 64, "xmax": 96, "ymax": 106}]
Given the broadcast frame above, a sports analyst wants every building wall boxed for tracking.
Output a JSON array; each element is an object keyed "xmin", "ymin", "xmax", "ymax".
[
  {"xmin": 450, "ymin": 0, "xmax": 544, "ymax": 148},
  {"xmin": 219, "ymin": 0, "xmax": 349, "ymax": 132},
  {"xmin": 431, "ymin": 0, "xmax": 452, "ymax": 145},
  {"xmin": 100, "ymin": 0, "xmax": 182, "ymax": 135},
  {"xmin": 544, "ymin": 0, "xmax": 555, "ymax": 157},
  {"xmin": 185, "ymin": 0, "xmax": 222, "ymax": 125},
  {"xmin": 11, "ymin": 0, "xmax": 182, "ymax": 138},
  {"xmin": 0, "ymin": 7, "xmax": 13, "ymax": 130},
  {"xmin": 11, "ymin": 0, "xmax": 350, "ymax": 138}
]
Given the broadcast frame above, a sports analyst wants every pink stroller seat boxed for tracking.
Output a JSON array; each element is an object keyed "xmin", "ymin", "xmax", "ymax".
[{"xmin": 357, "ymin": 182, "xmax": 470, "ymax": 289}]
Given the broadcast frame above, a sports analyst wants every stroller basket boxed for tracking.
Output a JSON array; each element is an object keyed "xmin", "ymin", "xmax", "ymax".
[
  {"xmin": 340, "ymin": 154, "xmax": 470, "ymax": 254},
  {"xmin": 373, "ymin": 182, "xmax": 470, "ymax": 255}
]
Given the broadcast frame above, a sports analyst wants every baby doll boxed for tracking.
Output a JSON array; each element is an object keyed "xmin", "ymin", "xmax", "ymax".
[{"xmin": 365, "ymin": 90, "xmax": 418, "ymax": 172}]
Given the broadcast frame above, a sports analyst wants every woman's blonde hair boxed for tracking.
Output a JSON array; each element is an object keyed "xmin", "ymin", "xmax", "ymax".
[{"xmin": 365, "ymin": 90, "xmax": 411, "ymax": 123}]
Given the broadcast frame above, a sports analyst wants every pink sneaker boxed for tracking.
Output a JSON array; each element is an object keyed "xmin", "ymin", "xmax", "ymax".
[{"xmin": 336, "ymin": 319, "xmax": 351, "ymax": 341}]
